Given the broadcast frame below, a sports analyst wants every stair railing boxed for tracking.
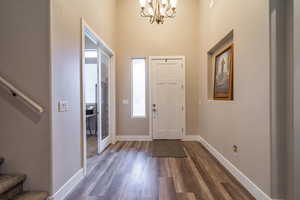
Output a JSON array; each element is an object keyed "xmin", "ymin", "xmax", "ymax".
[{"xmin": 0, "ymin": 75, "xmax": 44, "ymax": 114}]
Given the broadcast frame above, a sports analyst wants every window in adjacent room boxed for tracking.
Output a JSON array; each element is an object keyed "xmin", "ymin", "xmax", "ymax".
[{"xmin": 131, "ymin": 58, "xmax": 146, "ymax": 118}]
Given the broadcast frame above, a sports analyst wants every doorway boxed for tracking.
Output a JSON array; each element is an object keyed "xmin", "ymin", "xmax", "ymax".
[
  {"xmin": 81, "ymin": 19, "xmax": 116, "ymax": 174},
  {"xmin": 149, "ymin": 56, "xmax": 186, "ymax": 140},
  {"xmin": 84, "ymin": 38, "xmax": 99, "ymax": 159}
]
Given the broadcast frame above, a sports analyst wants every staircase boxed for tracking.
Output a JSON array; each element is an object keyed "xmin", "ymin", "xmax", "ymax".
[{"xmin": 0, "ymin": 158, "xmax": 48, "ymax": 200}]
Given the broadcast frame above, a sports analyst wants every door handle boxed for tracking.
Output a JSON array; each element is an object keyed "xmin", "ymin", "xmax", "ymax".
[{"xmin": 152, "ymin": 108, "xmax": 157, "ymax": 112}]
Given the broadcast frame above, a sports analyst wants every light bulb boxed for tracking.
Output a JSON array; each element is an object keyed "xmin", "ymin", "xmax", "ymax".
[
  {"xmin": 139, "ymin": 0, "xmax": 146, "ymax": 7},
  {"xmin": 160, "ymin": 7, "xmax": 166, "ymax": 16},
  {"xmin": 148, "ymin": 7, "xmax": 154, "ymax": 16},
  {"xmin": 170, "ymin": 0, "xmax": 177, "ymax": 8},
  {"xmin": 209, "ymin": 0, "xmax": 215, "ymax": 8}
]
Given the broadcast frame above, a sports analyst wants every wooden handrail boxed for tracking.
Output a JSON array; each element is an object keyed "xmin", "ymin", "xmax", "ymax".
[{"xmin": 0, "ymin": 75, "xmax": 44, "ymax": 113}]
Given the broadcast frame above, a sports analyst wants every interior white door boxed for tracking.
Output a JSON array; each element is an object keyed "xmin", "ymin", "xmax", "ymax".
[
  {"xmin": 97, "ymin": 50, "xmax": 111, "ymax": 153},
  {"xmin": 151, "ymin": 58, "xmax": 185, "ymax": 139}
]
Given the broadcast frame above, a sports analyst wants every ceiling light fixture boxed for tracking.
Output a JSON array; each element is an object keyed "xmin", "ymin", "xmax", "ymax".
[{"xmin": 139, "ymin": 0, "xmax": 177, "ymax": 24}]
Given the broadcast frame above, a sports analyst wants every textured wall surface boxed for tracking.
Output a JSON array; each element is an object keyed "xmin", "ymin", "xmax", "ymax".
[
  {"xmin": 0, "ymin": 0, "xmax": 51, "ymax": 192},
  {"xmin": 198, "ymin": 0, "xmax": 271, "ymax": 196},
  {"xmin": 51, "ymin": 0, "xmax": 116, "ymax": 194},
  {"xmin": 116, "ymin": 0, "xmax": 200, "ymax": 136}
]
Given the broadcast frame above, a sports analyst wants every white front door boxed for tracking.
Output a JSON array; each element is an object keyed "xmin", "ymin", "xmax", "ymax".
[{"xmin": 150, "ymin": 57, "xmax": 186, "ymax": 139}]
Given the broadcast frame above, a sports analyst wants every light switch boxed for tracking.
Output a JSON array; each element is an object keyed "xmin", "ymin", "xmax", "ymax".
[
  {"xmin": 58, "ymin": 100, "xmax": 69, "ymax": 112},
  {"xmin": 122, "ymin": 99, "xmax": 129, "ymax": 105}
]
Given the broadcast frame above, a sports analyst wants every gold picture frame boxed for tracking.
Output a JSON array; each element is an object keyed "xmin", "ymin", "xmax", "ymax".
[{"xmin": 213, "ymin": 45, "xmax": 234, "ymax": 100}]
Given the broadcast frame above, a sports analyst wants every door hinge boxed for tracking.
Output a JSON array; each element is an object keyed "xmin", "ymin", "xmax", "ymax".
[
  {"xmin": 182, "ymin": 128, "xmax": 184, "ymax": 133},
  {"xmin": 181, "ymin": 84, "xmax": 184, "ymax": 89},
  {"xmin": 181, "ymin": 105, "xmax": 184, "ymax": 111}
]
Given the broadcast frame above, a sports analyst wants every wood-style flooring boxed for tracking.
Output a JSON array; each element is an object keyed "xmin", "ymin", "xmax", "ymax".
[
  {"xmin": 67, "ymin": 141, "xmax": 255, "ymax": 200},
  {"xmin": 87, "ymin": 136, "xmax": 98, "ymax": 158}
]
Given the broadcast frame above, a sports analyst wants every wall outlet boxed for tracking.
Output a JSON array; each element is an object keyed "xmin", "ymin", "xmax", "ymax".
[
  {"xmin": 233, "ymin": 145, "xmax": 238, "ymax": 153},
  {"xmin": 122, "ymin": 99, "xmax": 129, "ymax": 105},
  {"xmin": 58, "ymin": 100, "xmax": 69, "ymax": 112}
]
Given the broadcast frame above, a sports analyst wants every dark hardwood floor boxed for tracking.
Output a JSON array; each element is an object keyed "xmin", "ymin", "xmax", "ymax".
[{"xmin": 66, "ymin": 141, "xmax": 255, "ymax": 200}]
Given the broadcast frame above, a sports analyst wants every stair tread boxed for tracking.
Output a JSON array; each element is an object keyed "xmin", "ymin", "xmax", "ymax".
[
  {"xmin": 13, "ymin": 191, "xmax": 48, "ymax": 200},
  {"xmin": 0, "ymin": 174, "xmax": 26, "ymax": 194}
]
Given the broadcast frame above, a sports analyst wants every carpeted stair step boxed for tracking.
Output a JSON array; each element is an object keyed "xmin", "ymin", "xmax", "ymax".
[
  {"xmin": 0, "ymin": 158, "xmax": 4, "ymax": 167},
  {"xmin": 0, "ymin": 174, "xmax": 26, "ymax": 199},
  {"xmin": 13, "ymin": 191, "xmax": 48, "ymax": 200}
]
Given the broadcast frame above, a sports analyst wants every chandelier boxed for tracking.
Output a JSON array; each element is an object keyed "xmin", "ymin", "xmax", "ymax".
[{"xmin": 139, "ymin": 0, "xmax": 177, "ymax": 24}]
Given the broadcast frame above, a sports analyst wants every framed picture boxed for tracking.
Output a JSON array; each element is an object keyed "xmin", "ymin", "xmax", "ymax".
[{"xmin": 213, "ymin": 45, "xmax": 234, "ymax": 100}]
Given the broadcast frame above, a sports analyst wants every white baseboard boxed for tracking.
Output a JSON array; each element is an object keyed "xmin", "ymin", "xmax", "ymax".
[
  {"xmin": 116, "ymin": 135, "xmax": 153, "ymax": 141},
  {"xmin": 48, "ymin": 169, "xmax": 84, "ymax": 200},
  {"xmin": 182, "ymin": 135, "xmax": 201, "ymax": 141},
  {"xmin": 197, "ymin": 136, "xmax": 273, "ymax": 200},
  {"xmin": 116, "ymin": 135, "xmax": 201, "ymax": 141}
]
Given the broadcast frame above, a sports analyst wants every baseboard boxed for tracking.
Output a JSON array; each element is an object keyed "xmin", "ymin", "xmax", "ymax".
[
  {"xmin": 197, "ymin": 136, "xmax": 273, "ymax": 200},
  {"xmin": 116, "ymin": 135, "xmax": 153, "ymax": 141},
  {"xmin": 48, "ymin": 169, "xmax": 84, "ymax": 200},
  {"xmin": 116, "ymin": 135, "xmax": 201, "ymax": 141},
  {"xmin": 182, "ymin": 135, "xmax": 201, "ymax": 141}
]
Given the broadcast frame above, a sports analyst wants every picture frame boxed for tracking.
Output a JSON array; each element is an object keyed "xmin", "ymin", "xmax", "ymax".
[{"xmin": 213, "ymin": 45, "xmax": 234, "ymax": 100}]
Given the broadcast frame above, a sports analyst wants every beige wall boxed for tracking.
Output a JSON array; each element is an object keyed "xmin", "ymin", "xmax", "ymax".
[
  {"xmin": 51, "ymin": 0, "xmax": 116, "ymax": 194},
  {"xmin": 287, "ymin": 0, "xmax": 300, "ymax": 199},
  {"xmin": 51, "ymin": 0, "xmax": 279, "ymax": 197},
  {"xmin": 198, "ymin": 0, "xmax": 271, "ymax": 196},
  {"xmin": 270, "ymin": 0, "xmax": 289, "ymax": 198},
  {"xmin": 0, "ymin": 0, "xmax": 287, "ymax": 198},
  {"xmin": 293, "ymin": 0, "xmax": 300, "ymax": 198},
  {"xmin": 116, "ymin": 0, "xmax": 200, "ymax": 136},
  {"xmin": 0, "ymin": 0, "xmax": 51, "ymax": 192}
]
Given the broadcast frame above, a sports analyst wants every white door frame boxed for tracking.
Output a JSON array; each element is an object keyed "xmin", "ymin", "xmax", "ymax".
[
  {"xmin": 81, "ymin": 18, "xmax": 116, "ymax": 175},
  {"xmin": 148, "ymin": 56, "xmax": 186, "ymax": 140}
]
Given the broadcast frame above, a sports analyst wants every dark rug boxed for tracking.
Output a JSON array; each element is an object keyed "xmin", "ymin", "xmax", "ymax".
[{"xmin": 152, "ymin": 140, "xmax": 187, "ymax": 158}]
